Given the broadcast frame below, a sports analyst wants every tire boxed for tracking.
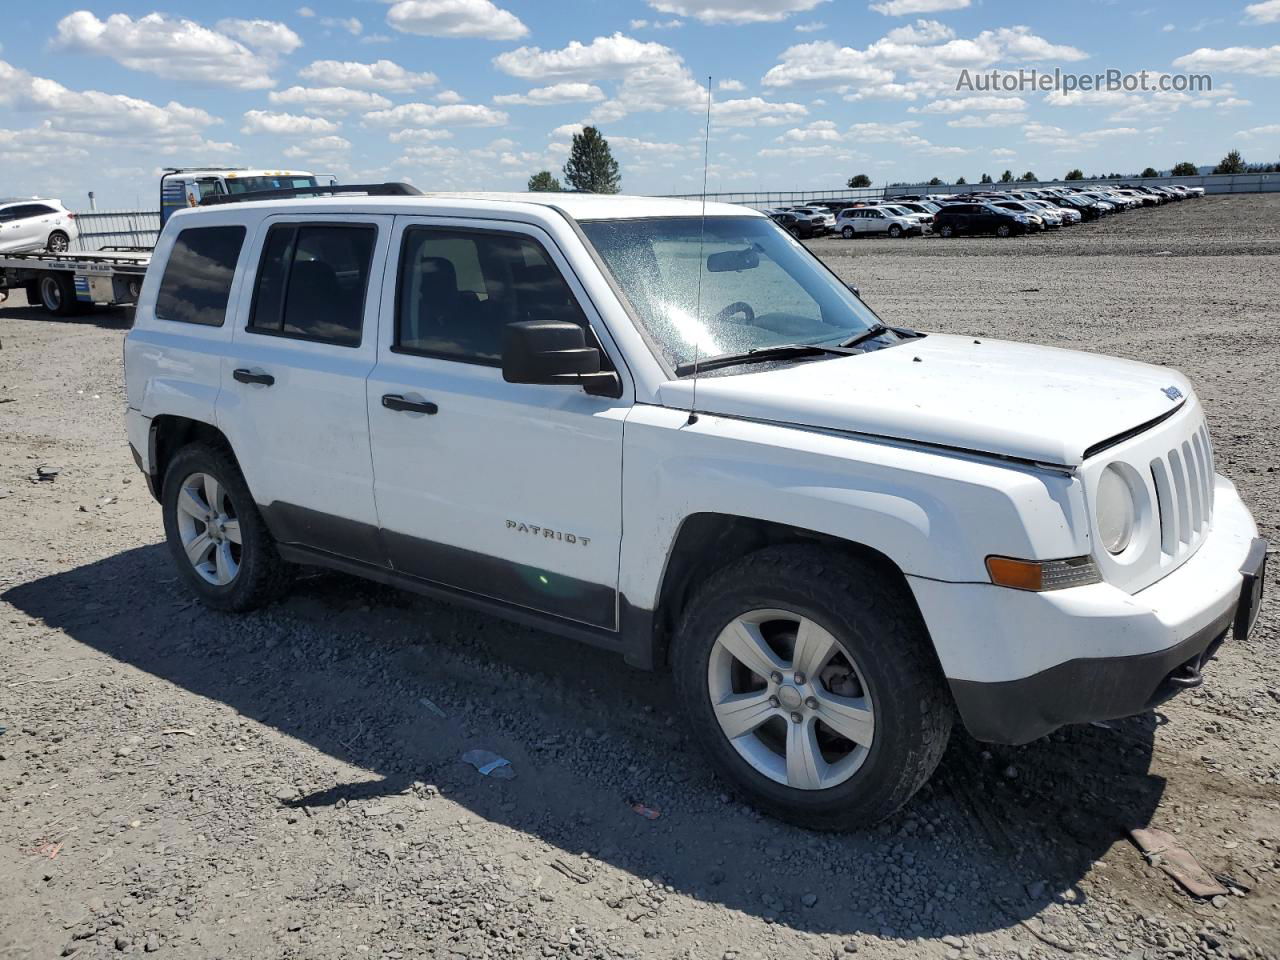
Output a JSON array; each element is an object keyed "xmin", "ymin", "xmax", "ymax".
[
  {"xmin": 672, "ymin": 545, "xmax": 952, "ymax": 830},
  {"xmin": 161, "ymin": 442, "xmax": 292, "ymax": 612},
  {"xmin": 46, "ymin": 231, "xmax": 70, "ymax": 253},
  {"xmin": 939, "ymin": 225, "xmax": 954, "ymax": 238},
  {"xmin": 888, "ymin": 224, "xmax": 902, "ymax": 239},
  {"xmin": 996, "ymin": 224, "xmax": 1011, "ymax": 238},
  {"xmin": 841, "ymin": 226, "xmax": 854, "ymax": 239},
  {"xmin": 37, "ymin": 272, "xmax": 81, "ymax": 317}
]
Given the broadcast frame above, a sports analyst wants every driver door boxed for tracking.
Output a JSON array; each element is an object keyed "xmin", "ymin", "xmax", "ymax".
[{"xmin": 365, "ymin": 216, "xmax": 630, "ymax": 629}]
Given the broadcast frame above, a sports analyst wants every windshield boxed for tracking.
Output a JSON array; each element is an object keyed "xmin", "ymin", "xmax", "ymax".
[
  {"xmin": 224, "ymin": 176, "xmax": 318, "ymax": 194},
  {"xmin": 580, "ymin": 216, "xmax": 882, "ymax": 372}
]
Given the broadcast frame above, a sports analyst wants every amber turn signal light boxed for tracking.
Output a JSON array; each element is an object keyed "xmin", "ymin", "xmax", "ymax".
[{"xmin": 985, "ymin": 555, "xmax": 1102, "ymax": 592}]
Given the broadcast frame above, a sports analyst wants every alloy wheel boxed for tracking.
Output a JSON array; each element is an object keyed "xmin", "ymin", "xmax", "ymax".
[
  {"xmin": 174, "ymin": 471, "xmax": 242, "ymax": 586},
  {"xmin": 48, "ymin": 233, "xmax": 69, "ymax": 253},
  {"xmin": 707, "ymin": 608, "xmax": 875, "ymax": 790}
]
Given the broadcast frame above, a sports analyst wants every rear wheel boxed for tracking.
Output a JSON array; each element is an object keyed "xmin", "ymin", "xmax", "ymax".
[
  {"xmin": 38, "ymin": 272, "xmax": 80, "ymax": 317},
  {"xmin": 939, "ymin": 225, "xmax": 954, "ymax": 238},
  {"xmin": 161, "ymin": 443, "xmax": 292, "ymax": 612},
  {"xmin": 673, "ymin": 545, "xmax": 952, "ymax": 830},
  {"xmin": 841, "ymin": 225, "xmax": 854, "ymax": 239},
  {"xmin": 46, "ymin": 231, "xmax": 70, "ymax": 253},
  {"xmin": 888, "ymin": 224, "xmax": 902, "ymax": 239}
]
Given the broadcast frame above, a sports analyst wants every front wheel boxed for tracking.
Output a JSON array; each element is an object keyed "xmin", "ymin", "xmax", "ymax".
[
  {"xmin": 939, "ymin": 225, "xmax": 954, "ymax": 238},
  {"xmin": 841, "ymin": 225, "xmax": 854, "ymax": 239},
  {"xmin": 673, "ymin": 545, "xmax": 952, "ymax": 830},
  {"xmin": 161, "ymin": 443, "xmax": 292, "ymax": 612},
  {"xmin": 996, "ymin": 223, "xmax": 1011, "ymax": 238}
]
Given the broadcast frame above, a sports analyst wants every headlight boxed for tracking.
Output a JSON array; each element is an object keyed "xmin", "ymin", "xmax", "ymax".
[{"xmin": 1096, "ymin": 465, "xmax": 1136, "ymax": 554}]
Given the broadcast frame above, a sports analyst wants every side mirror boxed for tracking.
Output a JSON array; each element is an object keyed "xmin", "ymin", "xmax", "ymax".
[
  {"xmin": 502, "ymin": 320, "xmax": 621, "ymax": 398},
  {"xmin": 845, "ymin": 281, "xmax": 862, "ymax": 299}
]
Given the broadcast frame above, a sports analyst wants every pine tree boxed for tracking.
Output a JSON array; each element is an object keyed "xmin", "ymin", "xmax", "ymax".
[
  {"xmin": 1170, "ymin": 161, "xmax": 1198, "ymax": 176},
  {"xmin": 1213, "ymin": 149, "xmax": 1245, "ymax": 175},
  {"xmin": 563, "ymin": 127, "xmax": 621, "ymax": 194},
  {"xmin": 527, "ymin": 171, "xmax": 562, "ymax": 192},
  {"xmin": 1064, "ymin": 169, "xmax": 1084, "ymax": 180},
  {"xmin": 979, "ymin": 173, "xmax": 993, "ymax": 184},
  {"xmin": 999, "ymin": 170, "xmax": 1014, "ymax": 183},
  {"xmin": 955, "ymin": 176, "xmax": 967, "ymax": 184}
]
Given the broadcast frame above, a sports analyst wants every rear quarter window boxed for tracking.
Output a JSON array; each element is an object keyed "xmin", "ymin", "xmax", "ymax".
[{"xmin": 155, "ymin": 225, "xmax": 247, "ymax": 327}]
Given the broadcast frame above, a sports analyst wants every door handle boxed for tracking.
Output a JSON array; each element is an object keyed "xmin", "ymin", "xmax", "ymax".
[
  {"xmin": 233, "ymin": 368, "xmax": 274, "ymax": 386},
  {"xmin": 382, "ymin": 394, "xmax": 437, "ymax": 415}
]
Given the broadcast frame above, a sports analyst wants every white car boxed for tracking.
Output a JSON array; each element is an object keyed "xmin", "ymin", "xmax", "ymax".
[
  {"xmin": 836, "ymin": 206, "xmax": 925, "ymax": 238},
  {"xmin": 0, "ymin": 198, "xmax": 78, "ymax": 253},
  {"xmin": 1026, "ymin": 199, "xmax": 1081, "ymax": 225},
  {"xmin": 124, "ymin": 189, "xmax": 1266, "ymax": 829}
]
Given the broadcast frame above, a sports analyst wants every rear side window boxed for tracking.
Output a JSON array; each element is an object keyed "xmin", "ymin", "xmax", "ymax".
[
  {"xmin": 155, "ymin": 225, "xmax": 246, "ymax": 326},
  {"xmin": 395, "ymin": 227, "xmax": 588, "ymax": 365},
  {"xmin": 248, "ymin": 223, "xmax": 376, "ymax": 347}
]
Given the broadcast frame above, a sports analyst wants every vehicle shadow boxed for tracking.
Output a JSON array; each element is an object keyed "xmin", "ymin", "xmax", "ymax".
[
  {"xmin": 3, "ymin": 544, "xmax": 1167, "ymax": 941},
  {"xmin": 0, "ymin": 291, "xmax": 133, "ymax": 328}
]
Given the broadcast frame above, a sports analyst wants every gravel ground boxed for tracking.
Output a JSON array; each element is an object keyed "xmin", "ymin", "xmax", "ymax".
[{"xmin": 1, "ymin": 193, "xmax": 1277, "ymax": 960}]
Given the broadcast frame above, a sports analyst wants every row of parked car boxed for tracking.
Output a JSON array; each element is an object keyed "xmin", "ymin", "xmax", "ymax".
[{"xmin": 763, "ymin": 182, "xmax": 1205, "ymax": 240}]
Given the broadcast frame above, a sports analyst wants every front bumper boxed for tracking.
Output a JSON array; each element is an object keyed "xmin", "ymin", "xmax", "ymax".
[{"xmin": 909, "ymin": 478, "xmax": 1265, "ymax": 744}]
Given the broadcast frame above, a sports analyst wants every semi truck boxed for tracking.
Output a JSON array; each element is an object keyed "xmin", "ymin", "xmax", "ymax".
[{"xmin": 0, "ymin": 168, "xmax": 321, "ymax": 316}]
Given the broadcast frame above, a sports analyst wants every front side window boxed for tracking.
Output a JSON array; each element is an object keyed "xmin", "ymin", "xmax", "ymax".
[
  {"xmin": 155, "ymin": 225, "xmax": 246, "ymax": 326},
  {"xmin": 395, "ymin": 227, "xmax": 589, "ymax": 365},
  {"xmin": 249, "ymin": 223, "xmax": 375, "ymax": 346},
  {"xmin": 580, "ymin": 216, "xmax": 882, "ymax": 372}
]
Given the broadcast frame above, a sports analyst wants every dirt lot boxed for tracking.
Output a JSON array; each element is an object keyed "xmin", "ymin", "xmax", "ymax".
[{"xmin": 2, "ymin": 193, "xmax": 1278, "ymax": 960}]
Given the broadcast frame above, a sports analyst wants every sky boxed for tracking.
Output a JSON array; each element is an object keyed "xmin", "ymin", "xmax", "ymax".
[{"xmin": 1, "ymin": 0, "xmax": 1278, "ymax": 208}]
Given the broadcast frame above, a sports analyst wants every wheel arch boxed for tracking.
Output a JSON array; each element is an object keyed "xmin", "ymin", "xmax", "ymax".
[
  {"xmin": 639, "ymin": 512, "xmax": 925, "ymax": 672},
  {"xmin": 147, "ymin": 415, "xmax": 240, "ymax": 501}
]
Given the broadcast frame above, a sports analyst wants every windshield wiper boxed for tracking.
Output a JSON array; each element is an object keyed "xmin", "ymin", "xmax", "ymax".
[
  {"xmin": 675, "ymin": 342, "xmax": 851, "ymax": 376},
  {"xmin": 839, "ymin": 324, "xmax": 892, "ymax": 349}
]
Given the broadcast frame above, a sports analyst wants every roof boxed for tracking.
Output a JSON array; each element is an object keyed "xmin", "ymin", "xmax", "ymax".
[{"xmin": 183, "ymin": 191, "xmax": 758, "ymax": 222}]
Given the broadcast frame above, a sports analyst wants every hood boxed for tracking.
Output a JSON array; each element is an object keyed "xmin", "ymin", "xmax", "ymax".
[{"xmin": 658, "ymin": 334, "xmax": 1192, "ymax": 467}]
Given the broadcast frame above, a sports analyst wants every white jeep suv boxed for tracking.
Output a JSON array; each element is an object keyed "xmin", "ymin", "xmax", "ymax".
[{"xmin": 124, "ymin": 188, "xmax": 1266, "ymax": 829}]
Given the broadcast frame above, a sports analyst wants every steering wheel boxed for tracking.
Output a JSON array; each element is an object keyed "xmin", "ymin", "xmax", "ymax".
[{"xmin": 713, "ymin": 301, "xmax": 755, "ymax": 325}]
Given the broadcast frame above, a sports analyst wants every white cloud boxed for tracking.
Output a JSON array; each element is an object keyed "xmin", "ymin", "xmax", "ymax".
[
  {"xmin": 298, "ymin": 59, "xmax": 438, "ymax": 92},
  {"xmin": 494, "ymin": 33, "xmax": 705, "ymax": 121},
  {"xmin": 718, "ymin": 79, "xmax": 746, "ymax": 91},
  {"xmin": 869, "ymin": 0, "xmax": 969, "ymax": 15},
  {"xmin": 52, "ymin": 11, "xmax": 292, "ymax": 90},
  {"xmin": 0, "ymin": 59, "xmax": 215, "ymax": 136},
  {"xmin": 435, "ymin": 89, "xmax": 465, "ymax": 103},
  {"xmin": 1023, "ymin": 121, "xmax": 1139, "ymax": 149},
  {"xmin": 493, "ymin": 83, "xmax": 606, "ymax": 105},
  {"xmin": 385, "ymin": 0, "xmax": 529, "ymax": 40},
  {"xmin": 885, "ymin": 18, "xmax": 954, "ymax": 44},
  {"xmin": 269, "ymin": 86, "xmax": 392, "ymax": 112},
  {"xmin": 758, "ymin": 143, "xmax": 858, "ymax": 159},
  {"xmin": 795, "ymin": 21, "xmax": 826, "ymax": 33},
  {"xmin": 848, "ymin": 119, "xmax": 924, "ymax": 142},
  {"xmin": 1172, "ymin": 45, "xmax": 1280, "ymax": 77},
  {"xmin": 283, "ymin": 135, "xmax": 352, "ymax": 159},
  {"xmin": 1237, "ymin": 123, "xmax": 1280, "ymax": 137},
  {"xmin": 916, "ymin": 95, "xmax": 1026, "ymax": 113},
  {"xmin": 298, "ymin": 6, "xmax": 316, "ymax": 16},
  {"xmin": 241, "ymin": 110, "xmax": 340, "ymax": 136},
  {"xmin": 550, "ymin": 123, "xmax": 586, "ymax": 138},
  {"xmin": 991, "ymin": 147, "xmax": 1016, "ymax": 157},
  {"xmin": 215, "ymin": 18, "xmax": 303, "ymax": 53},
  {"xmin": 775, "ymin": 119, "xmax": 840, "ymax": 141},
  {"xmin": 946, "ymin": 112, "xmax": 1027, "ymax": 128},
  {"xmin": 319, "ymin": 16, "xmax": 364, "ymax": 35},
  {"xmin": 645, "ymin": 0, "xmax": 829, "ymax": 24},
  {"xmin": 629, "ymin": 18, "xmax": 684, "ymax": 29},
  {"xmin": 388, "ymin": 127, "xmax": 456, "ymax": 142},
  {"xmin": 713, "ymin": 96, "xmax": 809, "ymax": 126},
  {"xmin": 1243, "ymin": 1, "xmax": 1280, "ymax": 25},
  {"xmin": 364, "ymin": 102, "xmax": 510, "ymax": 127}
]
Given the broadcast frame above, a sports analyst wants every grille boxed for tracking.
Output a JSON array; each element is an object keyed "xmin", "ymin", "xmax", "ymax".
[{"xmin": 1149, "ymin": 420, "xmax": 1215, "ymax": 558}]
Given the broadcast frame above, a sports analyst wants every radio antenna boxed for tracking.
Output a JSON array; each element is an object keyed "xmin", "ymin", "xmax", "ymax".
[{"xmin": 687, "ymin": 75, "xmax": 712, "ymax": 426}]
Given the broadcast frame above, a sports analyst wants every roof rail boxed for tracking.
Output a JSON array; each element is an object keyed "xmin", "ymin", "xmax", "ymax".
[
  {"xmin": 164, "ymin": 167, "xmax": 250, "ymax": 174},
  {"xmin": 199, "ymin": 182, "xmax": 423, "ymax": 207}
]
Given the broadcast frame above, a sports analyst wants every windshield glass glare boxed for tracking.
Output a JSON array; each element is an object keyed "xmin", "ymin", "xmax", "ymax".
[{"xmin": 580, "ymin": 216, "xmax": 880, "ymax": 372}]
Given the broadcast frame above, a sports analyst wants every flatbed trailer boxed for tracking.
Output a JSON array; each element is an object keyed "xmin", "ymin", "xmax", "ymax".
[{"xmin": 0, "ymin": 249, "xmax": 150, "ymax": 316}]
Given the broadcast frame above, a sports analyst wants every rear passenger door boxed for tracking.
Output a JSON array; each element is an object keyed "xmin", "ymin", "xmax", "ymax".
[
  {"xmin": 219, "ymin": 214, "xmax": 393, "ymax": 563},
  {"xmin": 365, "ymin": 217, "xmax": 628, "ymax": 629}
]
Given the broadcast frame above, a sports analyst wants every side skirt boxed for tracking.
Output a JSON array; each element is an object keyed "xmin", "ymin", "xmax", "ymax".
[{"xmin": 276, "ymin": 542, "xmax": 646, "ymax": 663}]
